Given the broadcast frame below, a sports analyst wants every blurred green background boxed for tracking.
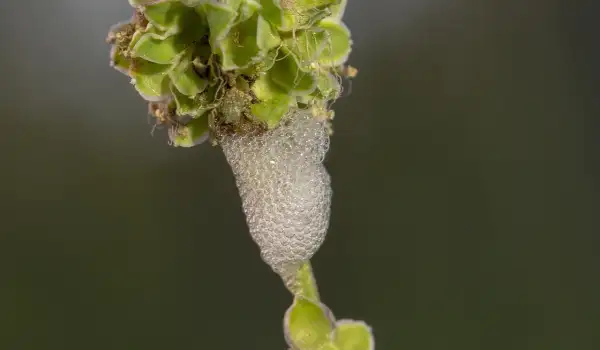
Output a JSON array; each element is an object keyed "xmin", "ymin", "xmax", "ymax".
[{"xmin": 1, "ymin": 1, "xmax": 598, "ymax": 349}]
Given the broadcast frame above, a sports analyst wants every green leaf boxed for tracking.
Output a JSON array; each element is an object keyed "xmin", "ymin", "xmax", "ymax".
[
  {"xmin": 109, "ymin": 46, "xmax": 132, "ymax": 76},
  {"xmin": 143, "ymin": 1, "xmax": 189, "ymax": 33},
  {"xmin": 171, "ymin": 85, "xmax": 212, "ymax": 118},
  {"xmin": 239, "ymin": 49, "xmax": 278, "ymax": 75},
  {"xmin": 284, "ymin": 297, "xmax": 334, "ymax": 350},
  {"xmin": 144, "ymin": 2, "xmax": 208, "ymax": 41},
  {"xmin": 169, "ymin": 116, "xmax": 210, "ymax": 147},
  {"xmin": 269, "ymin": 49, "xmax": 317, "ymax": 95},
  {"xmin": 219, "ymin": 15, "xmax": 262, "ymax": 70},
  {"xmin": 333, "ymin": 321, "xmax": 374, "ymax": 350},
  {"xmin": 169, "ymin": 51, "xmax": 208, "ymax": 97},
  {"xmin": 317, "ymin": 18, "xmax": 352, "ymax": 67},
  {"xmin": 133, "ymin": 73, "xmax": 171, "ymax": 101},
  {"xmin": 251, "ymin": 73, "xmax": 295, "ymax": 128},
  {"xmin": 251, "ymin": 72, "xmax": 285, "ymax": 100},
  {"xmin": 250, "ymin": 96, "xmax": 291, "ymax": 128},
  {"xmin": 130, "ymin": 58, "xmax": 171, "ymax": 76},
  {"xmin": 283, "ymin": 29, "xmax": 328, "ymax": 71},
  {"xmin": 130, "ymin": 59, "xmax": 172, "ymax": 101},
  {"xmin": 202, "ymin": 2, "xmax": 237, "ymax": 49},
  {"xmin": 221, "ymin": 0, "xmax": 244, "ymax": 9},
  {"xmin": 315, "ymin": 70, "xmax": 341, "ymax": 100},
  {"xmin": 293, "ymin": 0, "xmax": 340, "ymax": 10},
  {"xmin": 257, "ymin": 15, "xmax": 281, "ymax": 51},
  {"xmin": 127, "ymin": 30, "xmax": 145, "ymax": 52},
  {"xmin": 279, "ymin": 0, "xmax": 337, "ymax": 31},
  {"xmin": 251, "ymin": 75, "xmax": 291, "ymax": 128},
  {"xmin": 329, "ymin": 0, "xmax": 347, "ymax": 19},
  {"xmin": 237, "ymin": 0, "xmax": 261, "ymax": 23},
  {"xmin": 130, "ymin": 33, "xmax": 186, "ymax": 64},
  {"xmin": 259, "ymin": 0, "xmax": 284, "ymax": 28}
]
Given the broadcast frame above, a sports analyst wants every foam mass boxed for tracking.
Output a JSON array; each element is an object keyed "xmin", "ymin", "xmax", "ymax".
[{"xmin": 221, "ymin": 109, "xmax": 331, "ymax": 277}]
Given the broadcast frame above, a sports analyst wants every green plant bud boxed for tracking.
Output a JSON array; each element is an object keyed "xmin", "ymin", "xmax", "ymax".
[
  {"xmin": 284, "ymin": 297, "xmax": 335, "ymax": 350},
  {"xmin": 332, "ymin": 320, "xmax": 375, "ymax": 350},
  {"xmin": 110, "ymin": 0, "xmax": 354, "ymax": 141}
]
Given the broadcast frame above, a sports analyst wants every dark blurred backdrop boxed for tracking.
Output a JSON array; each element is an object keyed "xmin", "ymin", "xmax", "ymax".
[{"xmin": 1, "ymin": 1, "xmax": 599, "ymax": 349}]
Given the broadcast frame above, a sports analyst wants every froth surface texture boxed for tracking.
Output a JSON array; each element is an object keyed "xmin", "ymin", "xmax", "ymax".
[{"xmin": 221, "ymin": 110, "xmax": 332, "ymax": 276}]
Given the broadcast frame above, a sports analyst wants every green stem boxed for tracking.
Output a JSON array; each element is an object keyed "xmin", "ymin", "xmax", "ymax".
[{"xmin": 294, "ymin": 261, "xmax": 320, "ymax": 302}]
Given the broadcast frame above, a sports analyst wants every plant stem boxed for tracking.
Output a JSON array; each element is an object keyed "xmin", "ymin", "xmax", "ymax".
[{"xmin": 294, "ymin": 261, "xmax": 320, "ymax": 302}]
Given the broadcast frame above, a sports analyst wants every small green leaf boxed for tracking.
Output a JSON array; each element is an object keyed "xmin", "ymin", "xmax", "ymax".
[
  {"xmin": 330, "ymin": 0, "xmax": 347, "ymax": 19},
  {"xmin": 257, "ymin": 16, "xmax": 281, "ymax": 51},
  {"xmin": 315, "ymin": 70, "xmax": 341, "ymax": 100},
  {"xmin": 251, "ymin": 73, "xmax": 285, "ymax": 100},
  {"xmin": 221, "ymin": 0, "xmax": 244, "ymax": 9},
  {"xmin": 269, "ymin": 49, "xmax": 317, "ymax": 95},
  {"xmin": 279, "ymin": 0, "xmax": 336, "ymax": 31},
  {"xmin": 237, "ymin": 0, "xmax": 261, "ymax": 23},
  {"xmin": 250, "ymin": 73, "xmax": 293, "ymax": 128},
  {"xmin": 143, "ymin": 1, "xmax": 189, "ymax": 33},
  {"xmin": 219, "ymin": 15, "xmax": 262, "ymax": 70},
  {"xmin": 284, "ymin": 297, "xmax": 334, "ymax": 350},
  {"xmin": 202, "ymin": 2, "xmax": 237, "ymax": 48},
  {"xmin": 169, "ymin": 51, "xmax": 208, "ymax": 97},
  {"xmin": 250, "ymin": 96, "xmax": 291, "ymax": 128},
  {"xmin": 239, "ymin": 49, "xmax": 278, "ymax": 75},
  {"xmin": 259, "ymin": 0, "xmax": 284, "ymax": 28},
  {"xmin": 317, "ymin": 18, "xmax": 352, "ymax": 67},
  {"xmin": 196, "ymin": 84, "xmax": 219, "ymax": 107},
  {"xmin": 177, "ymin": 9, "xmax": 210, "ymax": 42},
  {"xmin": 143, "ymin": 3, "xmax": 208, "ymax": 42},
  {"xmin": 133, "ymin": 73, "xmax": 171, "ymax": 101},
  {"xmin": 130, "ymin": 60, "xmax": 172, "ymax": 101},
  {"xmin": 130, "ymin": 33, "xmax": 186, "ymax": 64},
  {"xmin": 127, "ymin": 30, "xmax": 145, "ymax": 52},
  {"xmin": 169, "ymin": 116, "xmax": 210, "ymax": 147},
  {"xmin": 130, "ymin": 58, "xmax": 171, "ymax": 76},
  {"xmin": 283, "ymin": 29, "xmax": 328, "ymax": 71},
  {"xmin": 333, "ymin": 320, "xmax": 374, "ymax": 350},
  {"xmin": 171, "ymin": 85, "xmax": 212, "ymax": 118},
  {"xmin": 109, "ymin": 46, "xmax": 132, "ymax": 76}
]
